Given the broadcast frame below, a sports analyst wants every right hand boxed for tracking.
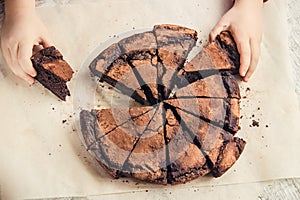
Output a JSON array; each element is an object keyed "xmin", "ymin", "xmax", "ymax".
[{"xmin": 1, "ymin": 11, "xmax": 52, "ymax": 84}]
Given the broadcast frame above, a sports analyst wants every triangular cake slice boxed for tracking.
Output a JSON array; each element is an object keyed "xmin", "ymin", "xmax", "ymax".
[
  {"xmin": 126, "ymin": 51, "xmax": 160, "ymax": 105},
  {"xmin": 121, "ymin": 103, "xmax": 168, "ymax": 184},
  {"xmin": 172, "ymin": 107, "xmax": 246, "ymax": 177},
  {"xmin": 181, "ymin": 31, "xmax": 240, "ymax": 74},
  {"xmin": 153, "ymin": 24, "xmax": 198, "ymax": 69},
  {"xmin": 176, "ymin": 72, "xmax": 241, "ymax": 99},
  {"xmin": 80, "ymin": 106, "xmax": 155, "ymax": 148},
  {"xmin": 31, "ymin": 46, "xmax": 74, "ymax": 101},
  {"xmin": 165, "ymin": 107, "xmax": 210, "ymax": 184},
  {"xmin": 154, "ymin": 24, "xmax": 198, "ymax": 98},
  {"xmin": 118, "ymin": 31, "xmax": 157, "ymax": 57},
  {"xmin": 80, "ymin": 106, "xmax": 157, "ymax": 178},
  {"xmin": 164, "ymin": 98, "xmax": 240, "ymax": 134}
]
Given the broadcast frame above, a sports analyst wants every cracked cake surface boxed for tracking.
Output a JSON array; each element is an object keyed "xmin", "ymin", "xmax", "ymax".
[{"xmin": 81, "ymin": 25, "xmax": 245, "ymax": 185}]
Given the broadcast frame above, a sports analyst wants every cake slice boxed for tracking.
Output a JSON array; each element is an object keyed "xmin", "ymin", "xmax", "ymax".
[
  {"xmin": 164, "ymin": 98, "xmax": 240, "ymax": 134},
  {"xmin": 80, "ymin": 106, "xmax": 155, "ymax": 148},
  {"xmin": 165, "ymin": 107, "xmax": 210, "ymax": 184},
  {"xmin": 31, "ymin": 46, "xmax": 74, "ymax": 101},
  {"xmin": 80, "ymin": 106, "xmax": 157, "ymax": 178},
  {"xmin": 153, "ymin": 24, "xmax": 198, "ymax": 69},
  {"xmin": 154, "ymin": 24, "xmax": 198, "ymax": 98},
  {"xmin": 121, "ymin": 103, "xmax": 168, "ymax": 184},
  {"xmin": 181, "ymin": 31, "xmax": 240, "ymax": 74},
  {"xmin": 126, "ymin": 51, "xmax": 159, "ymax": 105},
  {"xmin": 172, "ymin": 107, "xmax": 246, "ymax": 177},
  {"xmin": 176, "ymin": 72, "xmax": 241, "ymax": 99},
  {"xmin": 118, "ymin": 31, "xmax": 157, "ymax": 57}
]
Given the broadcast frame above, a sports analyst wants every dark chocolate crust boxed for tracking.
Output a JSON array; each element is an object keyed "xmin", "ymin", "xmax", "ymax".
[
  {"xmin": 31, "ymin": 46, "xmax": 74, "ymax": 101},
  {"xmin": 82, "ymin": 25, "xmax": 245, "ymax": 185}
]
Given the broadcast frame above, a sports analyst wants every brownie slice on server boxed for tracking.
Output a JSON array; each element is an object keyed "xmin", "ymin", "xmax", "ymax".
[
  {"xmin": 164, "ymin": 98, "xmax": 240, "ymax": 134},
  {"xmin": 171, "ymin": 107, "xmax": 246, "ymax": 177},
  {"xmin": 121, "ymin": 103, "xmax": 168, "ymax": 184},
  {"xmin": 80, "ymin": 106, "xmax": 156, "ymax": 177},
  {"xmin": 153, "ymin": 24, "xmax": 198, "ymax": 99},
  {"xmin": 164, "ymin": 107, "xmax": 210, "ymax": 184}
]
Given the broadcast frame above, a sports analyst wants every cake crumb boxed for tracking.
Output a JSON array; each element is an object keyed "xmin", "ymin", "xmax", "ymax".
[
  {"xmin": 246, "ymin": 87, "xmax": 251, "ymax": 92},
  {"xmin": 62, "ymin": 119, "xmax": 67, "ymax": 124},
  {"xmin": 145, "ymin": 190, "xmax": 148, "ymax": 192},
  {"xmin": 252, "ymin": 120, "xmax": 259, "ymax": 127},
  {"xmin": 266, "ymin": 125, "xmax": 269, "ymax": 128}
]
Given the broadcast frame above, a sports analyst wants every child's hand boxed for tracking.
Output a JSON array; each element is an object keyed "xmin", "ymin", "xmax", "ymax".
[
  {"xmin": 1, "ymin": 12, "xmax": 52, "ymax": 84},
  {"xmin": 210, "ymin": 0, "xmax": 263, "ymax": 82}
]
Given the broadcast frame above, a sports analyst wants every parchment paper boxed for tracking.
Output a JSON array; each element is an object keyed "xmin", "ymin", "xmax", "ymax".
[{"xmin": 0, "ymin": 0, "xmax": 299, "ymax": 199}]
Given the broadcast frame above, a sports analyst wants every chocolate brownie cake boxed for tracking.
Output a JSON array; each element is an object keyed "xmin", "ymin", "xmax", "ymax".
[
  {"xmin": 31, "ymin": 46, "xmax": 74, "ymax": 101},
  {"xmin": 81, "ymin": 24, "xmax": 247, "ymax": 184}
]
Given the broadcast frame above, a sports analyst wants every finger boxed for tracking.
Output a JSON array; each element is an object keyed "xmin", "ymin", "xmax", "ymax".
[
  {"xmin": 40, "ymin": 37, "xmax": 53, "ymax": 48},
  {"xmin": 17, "ymin": 42, "xmax": 37, "ymax": 77},
  {"xmin": 243, "ymin": 39, "xmax": 261, "ymax": 82},
  {"xmin": 209, "ymin": 19, "xmax": 229, "ymax": 42},
  {"xmin": 232, "ymin": 32, "xmax": 251, "ymax": 78},
  {"xmin": 11, "ymin": 65, "xmax": 35, "ymax": 85}
]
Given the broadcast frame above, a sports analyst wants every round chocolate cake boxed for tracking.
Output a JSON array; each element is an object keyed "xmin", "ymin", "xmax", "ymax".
[{"xmin": 80, "ymin": 24, "xmax": 246, "ymax": 185}]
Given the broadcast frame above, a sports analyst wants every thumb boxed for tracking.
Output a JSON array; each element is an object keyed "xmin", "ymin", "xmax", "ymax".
[
  {"xmin": 41, "ymin": 36, "xmax": 53, "ymax": 48},
  {"xmin": 209, "ymin": 19, "xmax": 229, "ymax": 42}
]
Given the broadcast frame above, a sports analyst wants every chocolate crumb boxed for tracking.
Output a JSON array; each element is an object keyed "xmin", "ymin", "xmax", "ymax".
[
  {"xmin": 246, "ymin": 87, "xmax": 251, "ymax": 92},
  {"xmin": 258, "ymin": 107, "xmax": 260, "ymax": 110},
  {"xmin": 266, "ymin": 125, "xmax": 269, "ymax": 128},
  {"xmin": 145, "ymin": 190, "xmax": 148, "ymax": 192},
  {"xmin": 62, "ymin": 120, "xmax": 67, "ymax": 124},
  {"xmin": 252, "ymin": 114, "xmax": 255, "ymax": 118},
  {"xmin": 252, "ymin": 120, "xmax": 259, "ymax": 127},
  {"xmin": 240, "ymin": 115, "xmax": 243, "ymax": 119},
  {"xmin": 48, "ymin": 153, "xmax": 52, "ymax": 156},
  {"xmin": 52, "ymin": 107, "xmax": 55, "ymax": 110}
]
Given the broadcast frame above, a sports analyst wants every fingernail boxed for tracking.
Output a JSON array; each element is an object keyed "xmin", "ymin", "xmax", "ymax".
[
  {"xmin": 28, "ymin": 79, "xmax": 35, "ymax": 85},
  {"xmin": 240, "ymin": 71, "xmax": 246, "ymax": 77}
]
